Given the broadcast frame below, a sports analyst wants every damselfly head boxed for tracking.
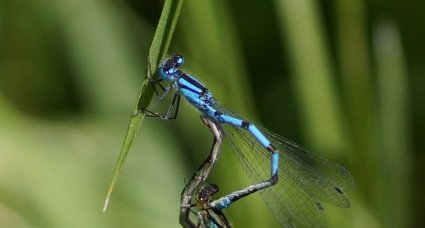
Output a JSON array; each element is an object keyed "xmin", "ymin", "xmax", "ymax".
[
  {"xmin": 159, "ymin": 54, "xmax": 185, "ymax": 80},
  {"xmin": 196, "ymin": 183, "xmax": 219, "ymax": 204},
  {"xmin": 159, "ymin": 66, "xmax": 175, "ymax": 80}
]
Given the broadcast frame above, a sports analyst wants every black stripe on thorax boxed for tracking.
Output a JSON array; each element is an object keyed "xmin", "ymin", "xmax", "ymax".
[
  {"xmin": 179, "ymin": 73, "xmax": 207, "ymax": 91},
  {"xmin": 180, "ymin": 84, "xmax": 201, "ymax": 95}
]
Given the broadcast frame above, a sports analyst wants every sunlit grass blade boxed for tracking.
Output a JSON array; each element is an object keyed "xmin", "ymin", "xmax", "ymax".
[
  {"xmin": 275, "ymin": 0, "xmax": 346, "ymax": 156},
  {"xmin": 103, "ymin": 0, "xmax": 184, "ymax": 212}
]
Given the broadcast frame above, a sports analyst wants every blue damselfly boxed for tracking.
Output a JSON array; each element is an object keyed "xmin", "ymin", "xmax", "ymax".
[{"xmin": 144, "ymin": 54, "xmax": 354, "ymax": 227}]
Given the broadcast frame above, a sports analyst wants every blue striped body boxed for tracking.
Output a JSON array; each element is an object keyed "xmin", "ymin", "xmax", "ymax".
[
  {"xmin": 160, "ymin": 55, "xmax": 279, "ymax": 179},
  {"xmin": 157, "ymin": 54, "xmax": 353, "ymax": 228}
]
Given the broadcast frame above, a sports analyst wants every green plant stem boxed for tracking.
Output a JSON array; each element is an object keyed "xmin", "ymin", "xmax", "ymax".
[{"xmin": 103, "ymin": 0, "xmax": 184, "ymax": 212}]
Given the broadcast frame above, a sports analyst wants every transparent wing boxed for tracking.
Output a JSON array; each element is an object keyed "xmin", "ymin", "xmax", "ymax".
[
  {"xmin": 214, "ymin": 105, "xmax": 353, "ymax": 227},
  {"xmin": 259, "ymin": 126, "xmax": 354, "ymax": 206}
]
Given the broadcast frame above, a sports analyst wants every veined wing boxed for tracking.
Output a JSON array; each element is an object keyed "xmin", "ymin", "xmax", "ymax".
[
  {"xmin": 214, "ymin": 105, "xmax": 353, "ymax": 227},
  {"xmin": 259, "ymin": 126, "xmax": 354, "ymax": 207}
]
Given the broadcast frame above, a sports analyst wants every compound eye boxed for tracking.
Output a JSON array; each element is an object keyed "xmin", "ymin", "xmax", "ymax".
[{"xmin": 174, "ymin": 54, "xmax": 184, "ymax": 67}]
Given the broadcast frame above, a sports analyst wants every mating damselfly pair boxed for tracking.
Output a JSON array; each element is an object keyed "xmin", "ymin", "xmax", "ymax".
[{"xmin": 143, "ymin": 54, "xmax": 354, "ymax": 227}]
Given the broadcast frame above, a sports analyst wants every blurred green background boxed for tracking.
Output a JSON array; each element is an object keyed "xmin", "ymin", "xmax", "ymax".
[{"xmin": 1, "ymin": 0, "xmax": 424, "ymax": 227}]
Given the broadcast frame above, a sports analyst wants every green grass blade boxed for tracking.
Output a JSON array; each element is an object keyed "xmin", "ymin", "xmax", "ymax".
[
  {"xmin": 103, "ymin": 0, "xmax": 184, "ymax": 212},
  {"xmin": 275, "ymin": 0, "xmax": 346, "ymax": 156},
  {"xmin": 374, "ymin": 19, "xmax": 411, "ymax": 228}
]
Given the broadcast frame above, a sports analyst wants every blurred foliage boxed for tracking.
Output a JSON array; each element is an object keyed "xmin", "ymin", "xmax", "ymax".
[{"xmin": 0, "ymin": 0, "xmax": 424, "ymax": 227}]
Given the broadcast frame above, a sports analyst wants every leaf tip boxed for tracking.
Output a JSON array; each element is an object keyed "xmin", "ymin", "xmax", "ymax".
[{"xmin": 102, "ymin": 198, "xmax": 110, "ymax": 213}]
